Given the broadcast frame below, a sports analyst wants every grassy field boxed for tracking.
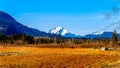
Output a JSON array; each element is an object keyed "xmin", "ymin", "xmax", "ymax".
[{"xmin": 0, "ymin": 46, "xmax": 120, "ymax": 68}]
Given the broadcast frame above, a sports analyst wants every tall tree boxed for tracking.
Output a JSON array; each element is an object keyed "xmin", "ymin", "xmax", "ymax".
[{"xmin": 111, "ymin": 30, "xmax": 118, "ymax": 47}]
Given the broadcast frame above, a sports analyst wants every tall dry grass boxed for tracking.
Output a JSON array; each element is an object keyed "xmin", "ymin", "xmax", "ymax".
[{"xmin": 0, "ymin": 46, "xmax": 119, "ymax": 68}]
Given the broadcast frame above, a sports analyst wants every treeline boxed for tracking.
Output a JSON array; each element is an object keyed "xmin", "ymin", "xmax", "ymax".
[
  {"xmin": 0, "ymin": 31, "xmax": 119, "ymax": 48},
  {"xmin": 0, "ymin": 34, "xmax": 84, "ymax": 45},
  {"xmin": 0, "ymin": 34, "xmax": 109, "ymax": 44},
  {"xmin": 0, "ymin": 34, "xmax": 34, "ymax": 44}
]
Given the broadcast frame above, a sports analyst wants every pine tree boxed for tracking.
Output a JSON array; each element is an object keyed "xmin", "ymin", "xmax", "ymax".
[{"xmin": 111, "ymin": 30, "xmax": 118, "ymax": 47}]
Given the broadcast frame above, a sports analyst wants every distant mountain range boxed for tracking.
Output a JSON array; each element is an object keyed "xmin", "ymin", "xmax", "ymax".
[
  {"xmin": 0, "ymin": 11, "xmax": 119, "ymax": 39},
  {"xmin": 49, "ymin": 26, "xmax": 120, "ymax": 39},
  {"xmin": 0, "ymin": 11, "xmax": 59, "ymax": 37}
]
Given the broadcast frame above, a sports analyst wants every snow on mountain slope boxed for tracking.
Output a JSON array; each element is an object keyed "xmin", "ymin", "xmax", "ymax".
[
  {"xmin": 49, "ymin": 26, "xmax": 120, "ymax": 38},
  {"xmin": 49, "ymin": 26, "xmax": 81, "ymax": 38},
  {"xmin": 49, "ymin": 26, "xmax": 68, "ymax": 36}
]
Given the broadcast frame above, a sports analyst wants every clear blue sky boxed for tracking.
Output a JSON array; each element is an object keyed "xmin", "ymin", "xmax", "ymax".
[{"xmin": 0, "ymin": 0, "xmax": 119, "ymax": 35}]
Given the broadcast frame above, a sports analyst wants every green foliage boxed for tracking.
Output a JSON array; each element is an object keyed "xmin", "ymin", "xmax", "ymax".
[
  {"xmin": 0, "ymin": 34, "xmax": 6, "ymax": 43},
  {"xmin": 24, "ymin": 35, "xmax": 35, "ymax": 44}
]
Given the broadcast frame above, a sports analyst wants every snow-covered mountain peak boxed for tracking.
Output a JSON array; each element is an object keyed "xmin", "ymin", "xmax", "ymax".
[
  {"xmin": 49, "ymin": 26, "xmax": 68, "ymax": 36},
  {"xmin": 56, "ymin": 26, "xmax": 62, "ymax": 31},
  {"xmin": 92, "ymin": 31, "xmax": 103, "ymax": 35},
  {"xmin": 61, "ymin": 29, "xmax": 68, "ymax": 36}
]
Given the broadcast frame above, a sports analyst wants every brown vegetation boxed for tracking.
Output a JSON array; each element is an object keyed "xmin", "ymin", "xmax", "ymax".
[
  {"xmin": 0, "ymin": 31, "xmax": 119, "ymax": 68},
  {"xmin": 0, "ymin": 46, "xmax": 119, "ymax": 68}
]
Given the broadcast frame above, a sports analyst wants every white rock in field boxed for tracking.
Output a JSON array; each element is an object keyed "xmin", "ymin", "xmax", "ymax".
[{"xmin": 101, "ymin": 47, "xmax": 106, "ymax": 51}]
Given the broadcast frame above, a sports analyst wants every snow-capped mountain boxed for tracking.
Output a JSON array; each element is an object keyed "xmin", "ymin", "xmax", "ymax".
[
  {"xmin": 49, "ymin": 26, "xmax": 120, "ymax": 39},
  {"xmin": 49, "ymin": 26, "xmax": 79, "ymax": 38},
  {"xmin": 2, "ymin": 11, "xmax": 119, "ymax": 39},
  {"xmin": 49, "ymin": 26, "xmax": 68, "ymax": 36}
]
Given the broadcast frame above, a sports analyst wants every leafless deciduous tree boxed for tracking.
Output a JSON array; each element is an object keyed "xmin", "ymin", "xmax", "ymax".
[{"xmin": 101, "ymin": 0, "xmax": 120, "ymax": 32}]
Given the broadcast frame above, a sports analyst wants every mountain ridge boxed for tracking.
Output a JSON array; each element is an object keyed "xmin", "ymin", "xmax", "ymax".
[
  {"xmin": 0, "ymin": 11, "xmax": 119, "ymax": 39},
  {"xmin": 49, "ymin": 26, "xmax": 120, "ymax": 39},
  {"xmin": 0, "ymin": 11, "xmax": 59, "ymax": 37}
]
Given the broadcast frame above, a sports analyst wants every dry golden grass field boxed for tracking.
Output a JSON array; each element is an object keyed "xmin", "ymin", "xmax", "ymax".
[{"xmin": 0, "ymin": 46, "xmax": 120, "ymax": 68}]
